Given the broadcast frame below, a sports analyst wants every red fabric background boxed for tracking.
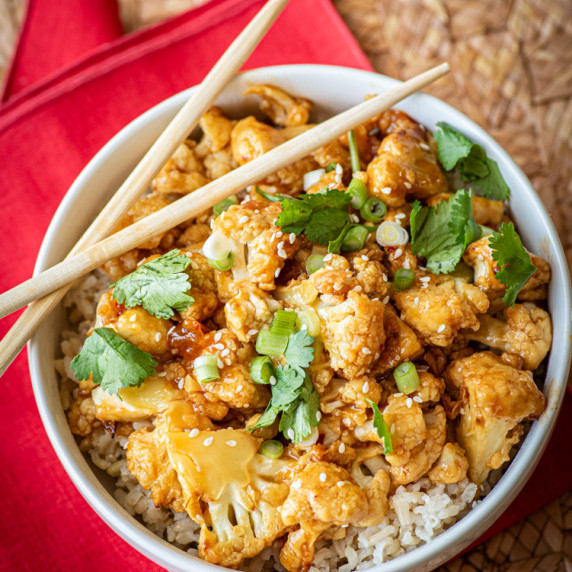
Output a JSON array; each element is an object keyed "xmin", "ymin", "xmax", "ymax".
[{"xmin": 0, "ymin": 0, "xmax": 569, "ymax": 570}]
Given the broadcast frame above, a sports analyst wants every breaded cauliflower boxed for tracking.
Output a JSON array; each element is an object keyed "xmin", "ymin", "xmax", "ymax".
[
  {"xmin": 393, "ymin": 279, "xmax": 489, "ymax": 346},
  {"xmin": 428, "ymin": 442, "xmax": 469, "ymax": 485},
  {"xmin": 320, "ymin": 291, "xmax": 386, "ymax": 379},
  {"xmin": 445, "ymin": 351, "xmax": 545, "ymax": 485},
  {"xmin": 194, "ymin": 106, "xmax": 234, "ymax": 157},
  {"xmin": 466, "ymin": 303, "xmax": 552, "ymax": 370},
  {"xmin": 243, "ymin": 84, "xmax": 312, "ymax": 127},
  {"xmin": 179, "ymin": 251, "xmax": 219, "ymax": 322}
]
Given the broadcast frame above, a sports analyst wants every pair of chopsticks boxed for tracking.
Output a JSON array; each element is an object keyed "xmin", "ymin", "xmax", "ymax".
[{"xmin": 0, "ymin": 0, "xmax": 449, "ymax": 377}]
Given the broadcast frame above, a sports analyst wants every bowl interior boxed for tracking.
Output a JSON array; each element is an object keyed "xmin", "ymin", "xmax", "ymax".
[{"xmin": 28, "ymin": 64, "xmax": 571, "ymax": 572}]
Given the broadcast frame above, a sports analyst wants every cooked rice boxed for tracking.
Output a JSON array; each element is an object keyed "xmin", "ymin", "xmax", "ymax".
[{"xmin": 55, "ymin": 270, "xmax": 480, "ymax": 571}]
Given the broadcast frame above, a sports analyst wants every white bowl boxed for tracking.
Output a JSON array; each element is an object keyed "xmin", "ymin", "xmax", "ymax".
[{"xmin": 29, "ymin": 65, "xmax": 572, "ymax": 572}]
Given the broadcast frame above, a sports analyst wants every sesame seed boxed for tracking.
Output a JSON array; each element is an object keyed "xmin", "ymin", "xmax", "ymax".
[
  {"xmin": 269, "ymin": 376, "xmax": 277, "ymax": 385},
  {"xmin": 319, "ymin": 472, "xmax": 327, "ymax": 482},
  {"xmin": 292, "ymin": 480, "xmax": 302, "ymax": 489},
  {"xmin": 413, "ymin": 396, "xmax": 423, "ymax": 403},
  {"xmin": 362, "ymin": 381, "xmax": 370, "ymax": 393},
  {"xmin": 154, "ymin": 333, "xmax": 162, "ymax": 341},
  {"xmin": 248, "ymin": 329, "xmax": 258, "ymax": 337},
  {"xmin": 324, "ymin": 253, "xmax": 333, "ymax": 262},
  {"xmin": 337, "ymin": 481, "xmax": 345, "ymax": 487},
  {"xmin": 382, "ymin": 274, "xmax": 388, "ymax": 282},
  {"xmin": 362, "ymin": 347, "xmax": 372, "ymax": 354},
  {"xmin": 333, "ymin": 283, "xmax": 342, "ymax": 291},
  {"xmin": 316, "ymin": 411, "xmax": 322, "ymax": 421},
  {"xmin": 157, "ymin": 371, "xmax": 167, "ymax": 377},
  {"xmin": 420, "ymin": 276, "xmax": 430, "ymax": 282},
  {"xmin": 395, "ymin": 392, "xmax": 403, "ymax": 397},
  {"xmin": 406, "ymin": 398, "xmax": 413, "ymax": 408},
  {"xmin": 277, "ymin": 241, "xmax": 285, "ymax": 249},
  {"xmin": 278, "ymin": 248, "xmax": 287, "ymax": 258},
  {"xmin": 394, "ymin": 248, "xmax": 403, "ymax": 259},
  {"xmin": 129, "ymin": 314, "xmax": 137, "ymax": 322},
  {"xmin": 354, "ymin": 285, "xmax": 363, "ymax": 292},
  {"xmin": 287, "ymin": 429, "xmax": 295, "ymax": 440},
  {"xmin": 381, "ymin": 187, "xmax": 391, "ymax": 194},
  {"xmin": 236, "ymin": 384, "xmax": 243, "ymax": 392},
  {"xmin": 420, "ymin": 142, "xmax": 430, "ymax": 151},
  {"xmin": 374, "ymin": 352, "xmax": 380, "ymax": 360},
  {"xmin": 413, "ymin": 297, "xmax": 419, "ymax": 306},
  {"xmin": 339, "ymin": 443, "xmax": 346, "ymax": 453},
  {"xmin": 204, "ymin": 436, "xmax": 213, "ymax": 446},
  {"xmin": 382, "ymin": 296, "xmax": 390, "ymax": 304},
  {"xmin": 404, "ymin": 182, "xmax": 412, "ymax": 189},
  {"xmin": 361, "ymin": 255, "xmax": 369, "ymax": 261},
  {"xmin": 189, "ymin": 428, "xmax": 200, "ymax": 438},
  {"xmin": 226, "ymin": 440, "xmax": 237, "ymax": 447},
  {"xmin": 217, "ymin": 358, "xmax": 224, "ymax": 369},
  {"xmin": 350, "ymin": 214, "xmax": 360, "ymax": 223},
  {"xmin": 289, "ymin": 233, "xmax": 296, "ymax": 244},
  {"xmin": 437, "ymin": 324, "xmax": 446, "ymax": 333},
  {"xmin": 403, "ymin": 259, "xmax": 410, "ymax": 269},
  {"xmin": 343, "ymin": 418, "xmax": 352, "ymax": 427},
  {"xmin": 395, "ymin": 213, "xmax": 406, "ymax": 220},
  {"xmin": 221, "ymin": 348, "xmax": 230, "ymax": 357},
  {"xmin": 238, "ymin": 215, "xmax": 249, "ymax": 224},
  {"xmin": 214, "ymin": 332, "xmax": 222, "ymax": 342},
  {"xmin": 336, "ymin": 164, "xmax": 344, "ymax": 175},
  {"xmin": 270, "ymin": 233, "xmax": 276, "ymax": 241},
  {"xmin": 213, "ymin": 343, "xmax": 224, "ymax": 350},
  {"xmin": 275, "ymin": 268, "xmax": 280, "ymax": 278},
  {"xmin": 276, "ymin": 231, "xmax": 283, "ymax": 238}
]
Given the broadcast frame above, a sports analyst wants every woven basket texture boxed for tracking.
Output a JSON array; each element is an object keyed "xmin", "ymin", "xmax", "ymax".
[{"xmin": 0, "ymin": 0, "xmax": 570, "ymax": 570}]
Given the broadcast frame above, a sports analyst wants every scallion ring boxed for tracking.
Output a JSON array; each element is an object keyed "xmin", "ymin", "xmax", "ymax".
[
  {"xmin": 260, "ymin": 440, "xmax": 284, "ymax": 459},
  {"xmin": 347, "ymin": 129, "xmax": 361, "ymax": 173},
  {"xmin": 208, "ymin": 251, "xmax": 234, "ymax": 271},
  {"xmin": 305, "ymin": 254, "xmax": 325, "ymax": 274},
  {"xmin": 361, "ymin": 197, "xmax": 387, "ymax": 223},
  {"xmin": 341, "ymin": 225, "xmax": 369, "ymax": 252},
  {"xmin": 393, "ymin": 361, "xmax": 420, "ymax": 394},
  {"xmin": 270, "ymin": 309, "xmax": 298, "ymax": 336},
  {"xmin": 296, "ymin": 308, "xmax": 321, "ymax": 337},
  {"xmin": 212, "ymin": 195, "xmax": 238, "ymax": 217},
  {"xmin": 255, "ymin": 329, "xmax": 289, "ymax": 357},
  {"xmin": 347, "ymin": 177, "xmax": 369, "ymax": 209},
  {"xmin": 202, "ymin": 230, "xmax": 234, "ymax": 261},
  {"xmin": 393, "ymin": 268, "xmax": 414, "ymax": 291},
  {"xmin": 193, "ymin": 354, "xmax": 220, "ymax": 383},
  {"xmin": 376, "ymin": 221, "xmax": 409, "ymax": 247},
  {"xmin": 250, "ymin": 356, "xmax": 275, "ymax": 385}
]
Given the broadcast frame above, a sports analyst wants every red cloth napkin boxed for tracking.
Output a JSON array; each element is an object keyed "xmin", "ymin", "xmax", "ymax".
[{"xmin": 0, "ymin": 1, "xmax": 570, "ymax": 570}]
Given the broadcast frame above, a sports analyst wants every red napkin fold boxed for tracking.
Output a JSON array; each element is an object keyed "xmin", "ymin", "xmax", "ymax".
[{"xmin": 0, "ymin": 1, "xmax": 569, "ymax": 570}]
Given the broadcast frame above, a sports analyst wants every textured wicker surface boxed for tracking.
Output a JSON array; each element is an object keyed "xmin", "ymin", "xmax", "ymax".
[{"xmin": 0, "ymin": 0, "xmax": 570, "ymax": 570}]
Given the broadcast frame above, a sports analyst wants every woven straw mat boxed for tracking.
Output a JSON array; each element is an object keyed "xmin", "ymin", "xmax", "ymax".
[{"xmin": 0, "ymin": 0, "xmax": 570, "ymax": 570}]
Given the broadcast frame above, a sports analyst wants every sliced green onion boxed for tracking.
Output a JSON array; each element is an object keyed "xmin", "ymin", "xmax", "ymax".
[
  {"xmin": 376, "ymin": 221, "xmax": 409, "ymax": 247},
  {"xmin": 270, "ymin": 309, "xmax": 298, "ymax": 336},
  {"xmin": 213, "ymin": 195, "xmax": 238, "ymax": 216},
  {"xmin": 208, "ymin": 251, "xmax": 234, "ymax": 271},
  {"xmin": 347, "ymin": 130, "xmax": 361, "ymax": 173},
  {"xmin": 202, "ymin": 230, "xmax": 233, "ymax": 261},
  {"xmin": 325, "ymin": 162, "xmax": 338, "ymax": 173},
  {"xmin": 260, "ymin": 440, "xmax": 284, "ymax": 459},
  {"xmin": 250, "ymin": 356, "xmax": 275, "ymax": 385},
  {"xmin": 255, "ymin": 329, "xmax": 289, "ymax": 357},
  {"xmin": 393, "ymin": 268, "xmax": 414, "ymax": 291},
  {"xmin": 341, "ymin": 225, "xmax": 369, "ymax": 252},
  {"xmin": 361, "ymin": 197, "xmax": 387, "ymax": 223},
  {"xmin": 193, "ymin": 354, "xmax": 220, "ymax": 383},
  {"xmin": 348, "ymin": 178, "xmax": 369, "ymax": 209},
  {"xmin": 305, "ymin": 254, "xmax": 325, "ymax": 274},
  {"xmin": 296, "ymin": 309, "xmax": 321, "ymax": 337},
  {"xmin": 393, "ymin": 361, "xmax": 420, "ymax": 394}
]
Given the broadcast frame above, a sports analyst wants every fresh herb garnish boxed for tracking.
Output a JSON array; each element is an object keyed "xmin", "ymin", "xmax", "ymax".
[
  {"xmin": 410, "ymin": 189, "xmax": 480, "ymax": 274},
  {"xmin": 434, "ymin": 122, "xmax": 510, "ymax": 201},
  {"xmin": 70, "ymin": 327, "xmax": 157, "ymax": 395},
  {"xmin": 489, "ymin": 222, "xmax": 537, "ymax": 306},
  {"xmin": 253, "ymin": 330, "xmax": 319, "ymax": 443},
  {"xmin": 112, "ymin": 249, "xmax": 194, "ymax": 319},
  {"xmin": 366, "ymin": 398, "xmax": 393, "ymax": 454}
]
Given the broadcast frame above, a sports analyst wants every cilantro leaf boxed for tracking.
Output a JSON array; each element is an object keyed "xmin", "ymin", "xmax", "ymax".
[
  {"xmin": 284, "ymin": 331, "xmax": 315, "ymax": 372},
  {"xmin": 366, "ymin": 398, "xmax": 393, "ymax": 454},
  {"xmin": 280, "ymin": 375, "xmax": 320, "ymax": 442},
  {"xmin": 305, "ymin": 208, "xmax": 350, "ymax": 245},
  {"xmin": 434, "ymin": 122, "xmax": 510, "ymax": 200},
  {"xmin": 410, "ymin": 190, "xmax": 480, "ymax": 274},
  {"xmin": 488, "ymin": 222, "xmax": 537, "ymax": 306},
  {"xmin": 276, "ymin": 197, "xmax": 313, "ymax": 229},
  {"xmin": 70, "ymin": 327, "xmax": 157, "ymax": 395},
  {"xmin": 112, "ymin": 249, "xmax": 194, "ymax": 319}
]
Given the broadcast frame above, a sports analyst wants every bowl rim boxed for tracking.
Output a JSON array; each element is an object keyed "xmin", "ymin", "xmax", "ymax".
[{"xmin": 28, "ymin": 63, "xmax": 572, "ymax": 572}]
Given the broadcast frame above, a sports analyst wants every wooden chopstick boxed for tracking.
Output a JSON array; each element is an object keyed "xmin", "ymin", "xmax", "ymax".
[
  {"xmin": 0, "ymin": 0, "xmax": 291, "ymax": 377},
  {"xmin": 0, "ymin": 62, "xmax": 450, "ymax": 326}
]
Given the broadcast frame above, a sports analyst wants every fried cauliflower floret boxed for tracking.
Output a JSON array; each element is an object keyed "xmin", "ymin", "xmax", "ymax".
[
  {"xmin": 383, "ymin": 395, "xmax": 426, "ymax": 464},
  {"xmin": 466, "ymin": 303, "xmax": 552, "ymax": 370},
  {"xmin": 426, "ymin": 193, "xmax": 505, "ymax": 227},
  {"xmin": 247, "ymin": 227, "xmax": 302, "ymax": 290},
  {"xmin": 176, "ymin": 223, "xmax": 211, "ymax": 249},
  {"xmin": 463, "ymin": 236, "xmax": 551, "ymax": 301},
  {"xmin": 280, "ymin": 461, "xmax": 368, "ymax": 572},
  {"xmin": 370, "ymin": 305, "xmax": 424, "ymax": 375},
  {"xmin": 367, "ymin": 111, "xmax": 448, "ymax": 207},
  {"xmin": 410, "ymin": 371, "xmax": 446, "ymax": 405},
  {"xmin": 384, "ymin": 244, "xmax": 418, "ymax": 277},
  {"xmin": 68, "ymin": 390, "xmax": 99, "ymax": 436},
  {"xmin": 348, "ymin": 249, "xmax": 388, "ymax": 296},
  {"xmin": 320, "ymin": 292, "xmax": 385, "ymax": 379},
  {"xmin": 152, "ymin": 140, "xmax": 209, "ymax": 195},
  {"xmin": 310, "ymin": 139, "xmax": 352, "ymax": 172},
  {"xmin": 195, "ymin": 106, "xmax": 234, "ymax": 156},
  {"xmin": 243, "ymin": 84, "xmax": 312, "ymax": 127},
  {"xmin": 225, "ymin": 283, "xmax": 283, "ymax": 342},
  {"xmin": 126, "ymin": 400, "xmax": 214, "ymax": 512},
  {"xmin": 166, "ymin": 429, "xmax": 294, "ymax": 568},
  {"xmin": 310, "ymin": 253, "xmax": 358, "ymax": 299},
  {"xmin": 445, "ymin": 351, "xmax": 545, "ymax": 485},
  {"xmin": 428, "ymin": 442, "xmax": 469, "ymax": 485},
  {"xmin": 200, "ymin": 364, "xmax": 270, "ymax": 411},
  {"xmin": 388, "ymin": 405, "xmax": 447, "ymax": 486},
  {"xmin": 212, "ymin": 201, "xmax": 281, "ymax": 243},
  {"xmin": 203, "ymin": 147, "xmax": 237, "ymax": 180},
  {"xmin": 393, "ymin": 279, "xmax": 489, "ymax": 346}
]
